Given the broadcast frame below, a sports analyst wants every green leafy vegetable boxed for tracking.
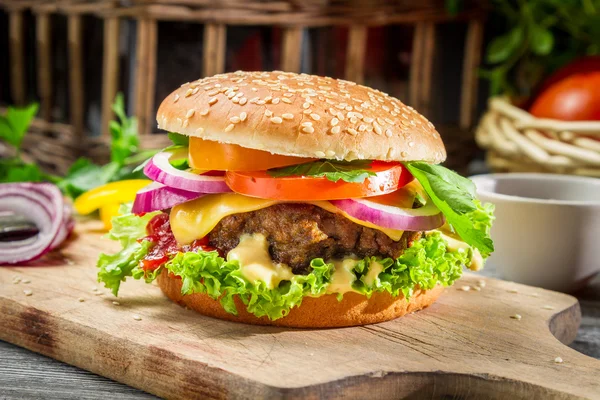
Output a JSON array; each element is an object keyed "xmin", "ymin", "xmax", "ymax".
[
  {"xmin": 483, "ymin": 0, "xmax": 599, "ymax": 96},
  {"xmin": 268, "ymin": 160, "xmax": 376, "ymax": 183},
  {"xmin": 168, "ymin": 132, "xmax": 189, "ymax": 147},
  {"xmin": 403, "ymin": 162, "xmax": 495, "ymax": 257},
  {"xmin": 97, "ymin": 209, "xmax": 471, "ymax": 320},
  {"xmin": 110, "ymin": 93, "xmax": 140, "ymax": 164},
  {"xmin": 97, "ymin": 205, "xmax": 160, "ymax": 296},
  {"xmin": 0, "ymin": 103, "xmax": 38, "ymax": 148}
]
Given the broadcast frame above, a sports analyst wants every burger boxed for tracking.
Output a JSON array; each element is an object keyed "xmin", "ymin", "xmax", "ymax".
[{"xmin": 97, "ymin": 71, "xmax": 494, "ymax": 328}]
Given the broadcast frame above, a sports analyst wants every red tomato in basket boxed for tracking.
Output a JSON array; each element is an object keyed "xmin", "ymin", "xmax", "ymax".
[{"xmin": 529, "ymin": 72, "xmax": 600, "ymax": 121}]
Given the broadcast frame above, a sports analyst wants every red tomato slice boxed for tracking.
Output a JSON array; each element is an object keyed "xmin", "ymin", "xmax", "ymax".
[{"xmin": 225, "ymin": 161, "xmax": 412, "ymax": 201}]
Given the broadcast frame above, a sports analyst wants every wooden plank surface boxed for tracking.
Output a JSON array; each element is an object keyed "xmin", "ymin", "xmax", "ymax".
[{"xmin": 1, "ymin": 220, "xmax": 600, "ymax": 399}]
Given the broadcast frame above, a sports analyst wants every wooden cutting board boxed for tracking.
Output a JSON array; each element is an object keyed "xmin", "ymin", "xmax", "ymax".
[{"xmin": 1, "ymin": 220, "xmax": 600, "ymax": 400}]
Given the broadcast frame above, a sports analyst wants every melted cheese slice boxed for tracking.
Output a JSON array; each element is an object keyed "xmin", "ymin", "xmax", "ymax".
[
  {"xmin": 227, "ymin": 233, "xmax": 294, "ymax": 289},
  {"xmin": 170, "ymin": 193, "xmax": 405, "ymax": 245}
]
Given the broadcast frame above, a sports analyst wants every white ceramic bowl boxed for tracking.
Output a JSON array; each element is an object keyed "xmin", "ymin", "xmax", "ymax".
[{"xmin": 470, "ymin": 173, "xmax": 600, "ymax": 292}]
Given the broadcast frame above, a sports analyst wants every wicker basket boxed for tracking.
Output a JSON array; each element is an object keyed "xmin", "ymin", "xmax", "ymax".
[{"xmin": 476, "ymin": 97, "xmax": 600, "ymax": 177}]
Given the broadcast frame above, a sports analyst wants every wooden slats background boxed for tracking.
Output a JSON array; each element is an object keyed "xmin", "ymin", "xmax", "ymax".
[{"xmin": 0, "ymin": 0, "xmax": 486, "ymax": 170}]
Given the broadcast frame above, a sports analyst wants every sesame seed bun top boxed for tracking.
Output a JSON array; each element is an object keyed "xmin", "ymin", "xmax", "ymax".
[{"xmin": 156, "ymin": 71, "xmax": 446, "ymax": 163}]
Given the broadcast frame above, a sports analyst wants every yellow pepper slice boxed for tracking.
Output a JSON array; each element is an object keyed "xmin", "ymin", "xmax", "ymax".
[
  {"xmin": 73, "ymin": 179, "xmax": 150, "ymax": 215},
  {"xmin": 99, "ymin": 203, "xmax": 121, "ymax": 230}
]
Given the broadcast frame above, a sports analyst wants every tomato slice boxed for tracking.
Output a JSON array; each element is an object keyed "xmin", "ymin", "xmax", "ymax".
[
  {"xmin": 225, "ymin": 161, "xmax": 411, "ymax": 200},
  {"xmin": 189, "ymin": 137, "xmax": 313, "ymax": 171}
]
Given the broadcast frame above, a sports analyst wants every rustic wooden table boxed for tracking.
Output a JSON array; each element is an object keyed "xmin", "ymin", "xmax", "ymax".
[{"xmin": 1, "ymin": 266, "xmax": 598, "ymax": 400}]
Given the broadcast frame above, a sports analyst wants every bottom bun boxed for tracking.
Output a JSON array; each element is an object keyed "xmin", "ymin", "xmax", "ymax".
[{"xmin": 158, "ymin": 272, "xmax": 444, "ymax": 328}]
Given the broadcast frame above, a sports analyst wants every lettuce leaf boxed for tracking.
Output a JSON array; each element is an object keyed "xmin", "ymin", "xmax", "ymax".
[
  {"xmin": 97, "ymin": 211, "xmax": 472, "ymax": 320},
  {"xmin": 403, "ymin": 162, "xmax": 495, "ymax": 257},
  {"xmin": 96, "ymin": 205, "xmax": 160, "ymax": 295}
]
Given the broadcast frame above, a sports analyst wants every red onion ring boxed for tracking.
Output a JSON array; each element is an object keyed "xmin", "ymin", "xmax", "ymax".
[
  {"xmin": 330, "ymin": 197, "xmax": 445, "ymax": 231},
  {"xmin": 132, "ymin": 181, "xmax": 204, "ymax": 214},
  {"xmin": 143, "ymin": 150, "xmax": 231, "ymax": 193},
  {"xmin": 0, "ymin": 183, "xmax": 73, "ymax": 264}
]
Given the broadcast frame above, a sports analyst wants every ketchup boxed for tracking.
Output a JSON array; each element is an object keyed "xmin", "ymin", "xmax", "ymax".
[{"xmin": 139, "ymin": 213, "xmax": 214, "ymax": 272}]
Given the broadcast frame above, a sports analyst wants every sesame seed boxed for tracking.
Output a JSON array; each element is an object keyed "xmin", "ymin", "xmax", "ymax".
[
  {"xmin": 358, "ymin": 124, "xmax": 366, "ymax": 132},
  {"xmin": 257, "ymin": 100, "xmax": 266, "ymax": 105},
  {"xmin": 227, "ymin": 92, "xmax": 236, "ymax": 99},
  {"xmin": 301, "ymin": 122, "xmax": 313, "ymax": 127},
  {"xmin": 240, "ymin": 112, "xmax": 247, "ymax": 122},
  {"xmin": 239, "ymin": 97, "xmax": 248, "ymax": 105},
  {"xmin": 270, "ymin": 117, "xmax": 283, "ymax": 124},
  {"xmin": 199, "ymin": 108, "xmax": 209, "ymax": 116},
  {"xmin": 173, "ymin": 94, "xmax": 180, "ymax": 103},
  {"xmin": 363, "ymin": 117, "xmax": 374, "ymax": 123},
  {"xmin": 303, "ymin": 102, "xmax": 311, "ymax": 109},
  {"xmin": 315, "ymin": 151, "xmax": 326, "ymax": 158},
  {"xmin": 230, "ymin": 116, "xmax": 241, "ymax": 124},
  {"xmin": 282, "ymin": 113, "xmax": 294, "ymax": 120},
  {"xmin": 350, "ymin": 117, "xmax": 358, "ymax": 124},
  {"xmin": 310, "ymin": 113, "xmax": 321, "ymax": 121},
  {"xmin": 325, "ymin": 150, "xmax": 336, "ymax": 157},
  {"xmin": 23, "ymin": 289, "xmax": 32, "ymax": 296},
  {"xmin": 12, "ymin": 277, "xmax": 21, "ymax": 284},
  {"xmin": 184, "ymin": 88, "xmax": 193, "ymax": 97},
  {"xmin": 78, "ymin": 297, "xmax": 85, "ymax": 302},
  {"xmin": 249, "ymin": 97, "xmax": 260, "ymax": 103},
  {"xmin": 330, "ymin": 126, "xmax": 341, "ymax": 134},
  {"xmin": 192, "ymin": 87, "xmax": 199, "ymax": 95},
  {"xmin": 234, "ymin": 92, "xmax": 243, "ymax": 98},
  {"xmin": 182, "ymin": 119, "xmax": 189, "ymax": 128},
  {"xmin": 265, "ymin": 110, "xmax": 273, "ymax": 117},
  {"xmin": 408, "ymin": 141, "xmax": 415, "ymax": 147},
  {"xmin": 554, "ymin": 357, "xmax": 563, "ymax": 364},
  {"xmin": 133, "ymin": 315, "xmax": 142, "ymax": 321},
  {"xmin": 301, "ymin": 126, "xmax": 315, "ymax": 134},
  {"xmin": 283, "ymin": 93, "xmax": 293, "ymax": 97},
  {"xmin": 224, "ymin": 124, "xmax": 234, "ymax": 132},
  {"xmin": 385, "ymin": 129, "xmax": 393, "ymax": 137},
  {"xmin": 382, "ymin": 105, "xmax": 390, "ymax": 112},
  {"xmin": 331, "ymin": 118, "xmax": 339, "ymax": 126},
  {"xmin": 264, "ymin": 96, "xmax": 272, "ymax": 103},
  {"xmin": 459, "ymin": 286, "xmax": 470, "ymax": 292},
  {"xmin": 542, "ymin": 305, "xmax": 555, "ymax": 310},
  {"xmin": 272, "ymin": 98, "xmax": 280, "ymax": 104},
  {"xmin": 281, "ymin": 97, "xmax": 292, "ymax": 104},
  {"xmin": 346, "ymin": 128, "xmax": 358, "ymax": 136},
  {"xmin": 232, "ymin": 97, "xmax": 239, "ymax": 104},
  {"xmin": 208, "ymin": 98, "xmax": 218, "ymax": 105},
  {"xmin": 385, "ymin": 117, "xmax": 394, "ymax": 124},
  {"xmin": 176, "ymin": 118, "xmax": 182, "ymax": 126},
  {"xmin": 185, "ymin": 109, "xmax": 195, "ymax": 118},
  {"xmin": 207, "ymin": 89, "xmax": 219, "ymax": 96},
  {"xmin": 377, "ymin": 117, "xmax": 386, "ymax": 125},
  {"xmin": 374, "ymin": 125, "xmax": 383, "ymax": 135},
  {"xmin": 303, "ymin": 109, "xmax": 312, "ymax": 115},
  {"xmin": 195, "ymin": 127, "xmax": 205, "ymax": 134},
  {"xmin": 401, "ymin": 151, "xmax": 408, "ymax": 157},
  {"xmin": 510, "ymin": 314, "xmax": 522, "ymax": 320},
  {"xmin": 112, "ymin": 301, "xmax": 120, "ymax": 306}
]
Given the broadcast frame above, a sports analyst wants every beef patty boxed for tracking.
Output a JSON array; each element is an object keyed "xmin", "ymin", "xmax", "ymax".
[{"xmin": 208, "ymin": 203, "xmax": 421, "ymax": 274}]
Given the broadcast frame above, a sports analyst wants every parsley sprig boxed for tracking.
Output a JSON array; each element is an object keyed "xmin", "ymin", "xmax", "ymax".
[{"xmin": 268, "ymin": 160, "xmax": 376, "ymax": 183}]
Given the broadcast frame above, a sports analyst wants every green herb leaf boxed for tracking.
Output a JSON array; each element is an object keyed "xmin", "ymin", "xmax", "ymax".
[
  {"xmin": 268, "ymin": 160, "xmax": 376, "ymax": 183},
  {"xmin": 168, "ymin": 132, "xmax": 190, "ymax": 147},
  {"xmin": 403, "ymin": 162, "xmax": 495, "ymax": 257},
  {"xmin": 110, "ymin": 93, "xmax": 139, "ymax": 164},
  {"xmin": 0, "ymin": 103, "xmax": 38, "ymax": 148},
  {"xmin": 530, "ymin": 25, "xmax": 554, "ymax": 55},
  {"xmin": 486, "ymin": 26, "xmax": 523, "ymax": 64},
  {"xmin": 58, "ymin": 159, "xmax": 120, "ymax": 199}
]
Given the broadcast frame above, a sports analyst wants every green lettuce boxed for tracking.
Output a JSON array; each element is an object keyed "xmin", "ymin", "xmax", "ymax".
[
  {"xmin": 403, "ymin": 162, "xmax": 495, "ymax": 257},
  {"xmin": 96, "ymin": 205, "xmax": 160, "ymax": 295},
  {"xmin": 97, "ymin": 210, "xmax": 471, "ymax": 320}
]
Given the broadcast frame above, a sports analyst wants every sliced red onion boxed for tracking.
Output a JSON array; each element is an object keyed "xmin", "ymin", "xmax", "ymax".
[
  {"xmin": 330, "ymin": 197, "xmax": 445, "ymax": 231},
  {"xmin": 144, "ymin": 150, "xmax": 231, "ymax": 193},
  {"xmin": 132, "ymin": 181, "xmax": 204, "ymax": 214},
  {"xmin": 0, "ymin": 183, "xmax": 73, "ymax": 264}
]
